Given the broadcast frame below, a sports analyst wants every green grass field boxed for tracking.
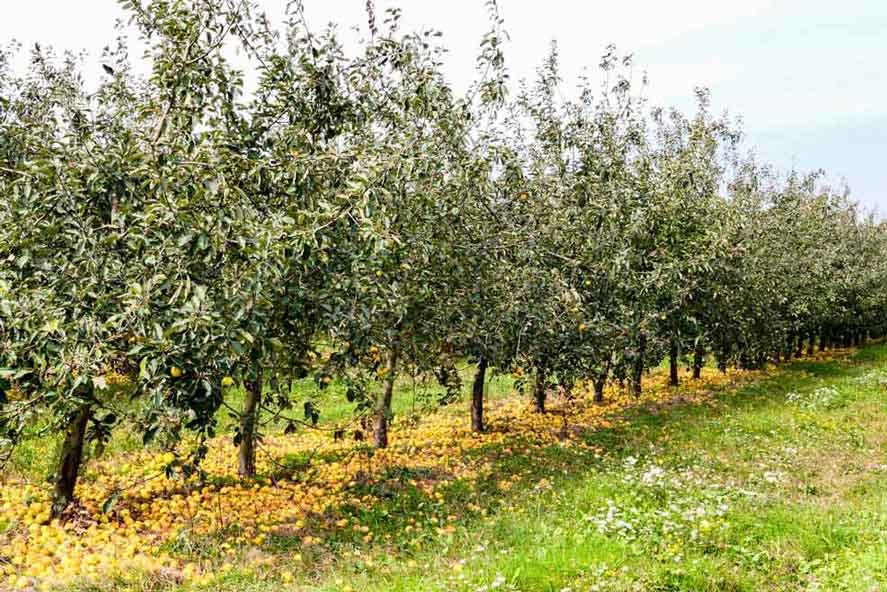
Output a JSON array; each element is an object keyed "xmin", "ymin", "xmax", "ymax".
[{"xmin": 45, "ymin": 344, "xmax": 887, "ymax": 591}]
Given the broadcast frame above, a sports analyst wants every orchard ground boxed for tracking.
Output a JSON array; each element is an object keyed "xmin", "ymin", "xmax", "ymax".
[{"xmin": 3, "ymin": 345, "xmax": 887, "ymax": 591}]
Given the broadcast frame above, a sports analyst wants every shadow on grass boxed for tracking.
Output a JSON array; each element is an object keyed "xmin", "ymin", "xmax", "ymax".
[{"xmin": 787, "ymin": 359, "xmax": 846, "ymax": 377}]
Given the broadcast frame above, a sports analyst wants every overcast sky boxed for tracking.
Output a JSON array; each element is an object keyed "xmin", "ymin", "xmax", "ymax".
[{"xmin": 2, "ymin": 0, "xmax": 885, "ymax": 211}]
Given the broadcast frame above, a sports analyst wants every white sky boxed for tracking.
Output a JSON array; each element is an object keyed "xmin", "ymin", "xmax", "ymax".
[{"xmin": 3, "ymin": 0, "xmax": 886, "ymax": 210}]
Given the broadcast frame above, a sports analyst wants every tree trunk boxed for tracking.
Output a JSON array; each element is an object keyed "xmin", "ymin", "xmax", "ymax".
[
  {"xmin": 533, "ymin": 364, "xmax": 547, "ymax": 413},
  {"xmin": 668, "ymin": 340, "xmax": 679, "ymax": 387},
  {"xmin": 593, "ymin": 361, "xmax": 610, "ymax": 403},
  {"xmin": 52, "ymin": 406, "xmax": 92, "ymax": 518},
  {"xmin": 238, "ymin": 371, "xmax": 262, "ymax": 478},
  {"xmin": 470, "ymin": 357, "xmax": 488, "ymax": 433},
  {"xmin": 561, "ymin": 377, "xmax": 574, "ymax": 399},
  {"xmin": 794, "ymin": 334, "xmax": 803, "ymax": 358},
  {"xmin": 807, "ymin": 333, "xmax": 815, "ymax": 356},
  {"xmin": 631, "ymin": 333, "xmax": 646, "ymax": 397},
  {"xmin": 373, "ymin": 347, "xmax": 400, "ymax": 448},
  {"xmin": 692, "ymin": 342, "xmax": 704, "ymax": 380}
]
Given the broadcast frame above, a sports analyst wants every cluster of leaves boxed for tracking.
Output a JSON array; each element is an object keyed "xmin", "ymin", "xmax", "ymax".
[{"xmin": 1, "ymin": 0, "xmax": 886, "ymax": 518}]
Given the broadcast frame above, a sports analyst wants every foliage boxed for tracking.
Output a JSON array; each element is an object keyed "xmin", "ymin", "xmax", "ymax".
[{"xmin": 2, "ymin": 0, "xmax": 887, "ymax": 578}]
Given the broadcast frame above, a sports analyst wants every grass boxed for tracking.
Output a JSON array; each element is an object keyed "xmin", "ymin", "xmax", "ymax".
[
  {"xmin": 183, "ymin": 346, "xmax": 887, "ymax": 591},
  {"xmin": 9, "ymin": 345, "xmax": 887, "ymax": 591}
]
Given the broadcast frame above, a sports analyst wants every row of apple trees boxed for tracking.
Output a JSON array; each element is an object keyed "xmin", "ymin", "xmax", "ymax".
[{"xmin": 2, "ymin": 0, "xmax": 886, "ymax": 517}]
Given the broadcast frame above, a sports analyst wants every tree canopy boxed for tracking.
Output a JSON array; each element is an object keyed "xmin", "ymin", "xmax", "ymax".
[{"xmin": 2, "ymin": 0, "xmax": 886, "ymax": 521}]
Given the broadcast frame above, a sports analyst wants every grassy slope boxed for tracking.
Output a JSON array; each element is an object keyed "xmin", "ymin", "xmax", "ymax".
[{"xmin": 166, "ymin": 345, "xmax": 887, "ymax": 592}]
